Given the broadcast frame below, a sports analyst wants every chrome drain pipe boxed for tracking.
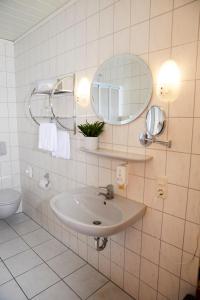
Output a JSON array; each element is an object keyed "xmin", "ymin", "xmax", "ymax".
[{"xmin": 94, "ymin": 237, "xmax": 108, "ymax": 251}]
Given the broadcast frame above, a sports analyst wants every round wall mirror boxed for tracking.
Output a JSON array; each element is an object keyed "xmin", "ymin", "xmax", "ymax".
[
  {"xmin": 91, "ymin": 54, "xmax": 153, "ymax": 125},
  {"xmin": 146, "ymin": 106, "xmax": 166, "ymax": 136}
]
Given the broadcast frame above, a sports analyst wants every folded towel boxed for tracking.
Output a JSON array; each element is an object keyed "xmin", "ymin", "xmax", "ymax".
[
  {"xmin": 38, "ymin": 123, "xmax": 57, "ymax": 152},
  {"xmin": 34, "ymin": 79, "xmax": 56, "ymax": 94},
  {"xmin": 52, "ymin": 130, "xmax": 70, "ymax": 159}
]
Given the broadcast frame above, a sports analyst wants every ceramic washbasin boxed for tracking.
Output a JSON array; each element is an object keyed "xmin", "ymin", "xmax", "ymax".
[{"xmin": 50, "ymin": 187, "xmax": 146, "ymax": 237}]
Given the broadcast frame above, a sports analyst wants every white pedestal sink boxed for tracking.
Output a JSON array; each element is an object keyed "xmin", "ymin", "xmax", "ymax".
[{"xmin": 50, "ymin": 187, "xmax": 146, "ymax": 237}]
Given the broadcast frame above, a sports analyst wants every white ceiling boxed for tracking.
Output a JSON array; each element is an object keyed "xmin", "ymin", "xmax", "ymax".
[{"xmin": 0, "ymin": 0, "xmax": 71, "ymax": 42}]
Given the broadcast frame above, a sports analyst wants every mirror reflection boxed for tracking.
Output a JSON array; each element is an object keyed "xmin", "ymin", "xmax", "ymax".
[
  {"xmin": 91, "ymin": 54, "xmax": 153, "ymax": 125},
  {"xmin": 146, "ymin": 106, "xmax": 165, "ymax": 136}
]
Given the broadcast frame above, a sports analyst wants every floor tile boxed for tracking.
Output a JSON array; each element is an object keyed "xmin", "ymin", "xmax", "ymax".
[
  {"xmin": 22, "ymin": 228, "xmax": 52, "ymax": 247},
  {"xmin": 33, "ymin": 239, "xmax": 67, "ymax": 261},
  {"xmin": 64, "ymin": 264, "xmax": 108, "ymax": 299},
  {"xmin": 32, "ymin": 281, "xmax": 80, "ymax": 300},
  {"xmin": 0, "ymin": 261, "xmax": 12, "ymax": 285},
  {"xmin": 11, "ymin": 220, "xmax": 40, "ymax": 235},
  {"xmin": 16, "ymin": 263, "xmax": 59, "ymax": 299},
  {"xmin": 88, "ymin": 282, "xmax": 133, "ymax": 300},
  {"xmin": 47, "ymin": 250, "xmax": 86, "ymax": 278},
  {"xmin": 0, "ymin": 238, "xmax": 29, "ymax": 260},
  {"xmin": 6, "ymin": 213, "xmax": 30, "ymax": 226},
  {"xmin": 0, "ymin": 279, "xmax": 27, "ymax": 300},
  {"xmin": 0, "ymin": 220, "xmax": 10, "ymax": 231},
  {"xmin": 4, "ymin": 249, "xmax": 43, "ymax": 277},
  {"xmin": 0, "ymin": 227, "xmax": 18, "ymax": 244}
]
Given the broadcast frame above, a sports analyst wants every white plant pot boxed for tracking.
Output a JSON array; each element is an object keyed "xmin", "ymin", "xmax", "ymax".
[{"xmin": 84, "ymin": 137, "xmax": 98, "ymax": 151}]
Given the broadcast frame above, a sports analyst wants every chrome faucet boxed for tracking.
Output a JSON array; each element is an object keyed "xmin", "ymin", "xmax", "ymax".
[{"xmin": 99, "ymin": 184, "xmax": 114, "ymax": 200}]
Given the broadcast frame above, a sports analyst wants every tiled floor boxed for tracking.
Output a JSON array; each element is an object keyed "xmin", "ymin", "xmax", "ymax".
[{"xmin": 0, "ymin": 213, "xmax": 133, "ymax": 300}]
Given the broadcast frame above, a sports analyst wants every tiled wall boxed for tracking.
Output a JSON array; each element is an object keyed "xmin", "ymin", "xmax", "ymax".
[
  {"xmin": 0, "ymin": 39, "xmax": 20, "ymax": 193},
  {"xmin": 14, "ymin": 0, "xmax": 200, "ymax": 299}
]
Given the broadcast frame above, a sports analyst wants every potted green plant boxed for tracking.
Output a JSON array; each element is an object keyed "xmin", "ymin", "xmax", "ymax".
[{"xmin": 78, "ymin": 121, "xmax": 105, "ymax": 150}]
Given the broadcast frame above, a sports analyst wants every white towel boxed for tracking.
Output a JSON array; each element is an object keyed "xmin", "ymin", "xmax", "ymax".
[
  {"xmin": 52, "ymin": 130, "xmax": 70, "ymax": 159},
  {"xmin": 38, "ymin": 123, "xmax": 57, "ymax": 152}
]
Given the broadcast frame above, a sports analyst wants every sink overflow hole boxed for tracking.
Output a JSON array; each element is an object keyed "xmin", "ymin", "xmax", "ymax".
[{"xmin": 93, "ymin": 220, "xmax": 101, "ymax": 225}]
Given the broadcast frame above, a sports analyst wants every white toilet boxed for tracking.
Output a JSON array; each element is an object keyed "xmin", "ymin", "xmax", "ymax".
[{"xmin": 0, "ymin": 189, "xmax": 21, "ymax": 219}]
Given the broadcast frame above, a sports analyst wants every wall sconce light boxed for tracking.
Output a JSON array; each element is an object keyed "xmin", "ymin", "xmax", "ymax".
[
  {"xmin": 76, "ymin": 77, "xmax": 90, "ymax": 107},
  {"xmin": 157, "ymin": 60, "xmax": 181, "ymax": 102}
]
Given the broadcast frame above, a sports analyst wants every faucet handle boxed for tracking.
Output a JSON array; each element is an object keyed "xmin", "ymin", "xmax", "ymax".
[
  {"xmin": 99, "ymin": 184, "xmax": 114, "ymax": 200},
  {"xmin": 99, "ymin": 184, "xmax": 113, "ymax": 191}
]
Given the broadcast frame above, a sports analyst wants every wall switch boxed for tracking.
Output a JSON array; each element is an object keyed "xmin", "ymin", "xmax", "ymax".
[
  {"xmin": 156, "ymin": 176, "xmax": 168, "ymax": 200},
  {"xmin": 0, "ymin": 142, "xmax": 7, "ymax": 156}
]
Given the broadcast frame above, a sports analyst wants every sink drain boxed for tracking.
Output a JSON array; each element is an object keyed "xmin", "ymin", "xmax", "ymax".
[{"xmin": 93, "ymin": 220, "xmax": 101, "ymax": 225}]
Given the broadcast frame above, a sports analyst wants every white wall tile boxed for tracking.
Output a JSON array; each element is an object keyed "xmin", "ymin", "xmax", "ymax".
[
  {"xmin": 164, "ymin": 184, "xmax": 187, "ymax": 219},
  {"xmin": 166, "ymin": 152, "xmax": 190, "ymax": 187},
  {"xmin": 99, "ymin": 0, "xmax": 114, "ymax": 10},
  {"xmin": 114, "ymin": 0, "xmax": 130, "ymax": 32},
  {"xmin": 160, "ymin": 241, "xmax": 182, "ymax": 276},
  {"xmin": 125, "ymin": 227, "xmax": 141, "ymax": 254},
  {"xmin": 125, "ymin": 248, "xmax": 140, "ymax": 277},
  {"xmin": 127, "ymin": 175, "xmax": 144, "ymax": 202},
  {"xmin": 131, "ymin": 0, "xmax": 150, "ymax": 25},
  {"xmin": 99, "ymin": 35, "xmax": 114, "ymax": 63},
  {"xmin": 140, "ymin": 258, "xmax": 158, "ymax": 289},
  {"xmin": 192, "ymin": 118, "xmax": 200, "ymax": 154},
  {"xmin": 99, "ymin": 254, "xmax": 111, "ymax": 278},
  {"xmin": 139, "ymin": 281, "xmax": 157, "ymax": 300},
  {"xmin": 145, "ymin": 149, "xmax": 166, "ymax": 179},
  {"xmin": 187, "ymin": 189, "xmax": 200, "ymax": 224},
  {"xmin": 100, "ymin": 6, "xmax": 114, "ymax": 37},
  {"xmin": 124, "ymin": 271, "xmax": 139, "ymax": 299},
  {"xmin": 111, "ymin": 241, "xmax": 124, "ymax": 268},
  {"xmin": 151, "ymin": 0, "xmax": 173, "ymax": 17},
  {"xmin": 86, "ymin": 14, "xmax": 99, "ymax": 43},
  {"xmin": 144, "ymin": 178, "xmax": 163, "ymax": 211},
  {"xmin": 149, "ymin": 13, "xmax": 172, "ymax": 52},
  {"xmin": 181, "ymin": 252, "xmax": 199, "ymax": 286},
  {"xmin": 168, "ymin": 118, "xmax": 193, "ymax": 153},
  {"xmin": 183, "ymin": 221, "xmax": 200, "ymax": 256},
  {"xmin": 143, "ymin": 208, "xmax": 162, "ymax": 238},
  {"xmin": 174, "ymin": 0, "xmax": 194, "ymax": 8},
  {"xmin": 189, "ymin": 154, "xmax": 200, "ymax": 190},
  {"xmin": 111, "ymin": 262, "xmax": 124, "ymax": 288},
  {"xmin": 162, "ymin": 213, "xmax": 184, "ymax": 248},
  {"xmin": 194, "ymin": 80, "xmax": 200, "ymax": 117},
  {"xmin": 172, "ymin": 1, "xmax": 200, "ymax": 46},
  {"xmin": 86, "ymin": 0, "xmax": 99, "ymax": 17},
  {"xmin": 169, "ymin": 80, "xmax": 195, "ymax": 117},
  {"xmin": 141, "ymin": 233, "xmax": 160, "ymax": 264},
  {"xmin": 131, "ymin": 21, "xmax": 149, "ymax": 54},
  {"xmin": 114, "ymin": 28, "xmax": 130, "ymax": 54},
  {"xmin": 179, "ymin": 280, "xmax": 196, "ymax": 300},
  {"xmin": 158, "ymin": 268, "xmax": 180, "ymax": 300},
  {"xmin": 172, "ymin": 42, "xmax": 197, "ymax": 81}
]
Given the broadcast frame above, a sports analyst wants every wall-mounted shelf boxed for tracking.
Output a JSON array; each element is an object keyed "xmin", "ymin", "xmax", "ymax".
[
  {"xmin": 80, "ymin": 148, "xmax": 152, "ymax": 162},
  {"xmin": 29, "ymin": 74, "xmax": 76, "ymax": 134}
]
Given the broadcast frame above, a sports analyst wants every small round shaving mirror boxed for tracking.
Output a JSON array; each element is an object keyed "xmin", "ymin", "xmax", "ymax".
[
  {"xmin": 139, "ymin": 105, "xmax": 171, "ymax": 148},
  {"xmin": 146, "ymin": 106, "xmax": 165, "ymax": 136}
]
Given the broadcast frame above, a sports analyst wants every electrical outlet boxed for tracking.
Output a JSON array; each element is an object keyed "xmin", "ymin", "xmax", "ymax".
[{"xmin": 156, "ymin": 176, "xmax": 168, "ymax": 200}]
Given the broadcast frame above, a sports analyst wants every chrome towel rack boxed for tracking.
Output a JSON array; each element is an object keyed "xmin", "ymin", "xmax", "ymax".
[{"xmin": 29, "ymin": 74, "xmax": 76, "ymax": 134}]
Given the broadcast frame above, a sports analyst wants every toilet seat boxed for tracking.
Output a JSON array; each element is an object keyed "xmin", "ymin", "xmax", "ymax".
[{"xmin": 0, "ymin": 189, "xmax": 21, "ymax": 206}]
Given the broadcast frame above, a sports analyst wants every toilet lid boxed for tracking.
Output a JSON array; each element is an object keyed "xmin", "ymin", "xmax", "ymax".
[{"xmin": 0, "ymin": 189, "xmax": 21, "ymax": 205}]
